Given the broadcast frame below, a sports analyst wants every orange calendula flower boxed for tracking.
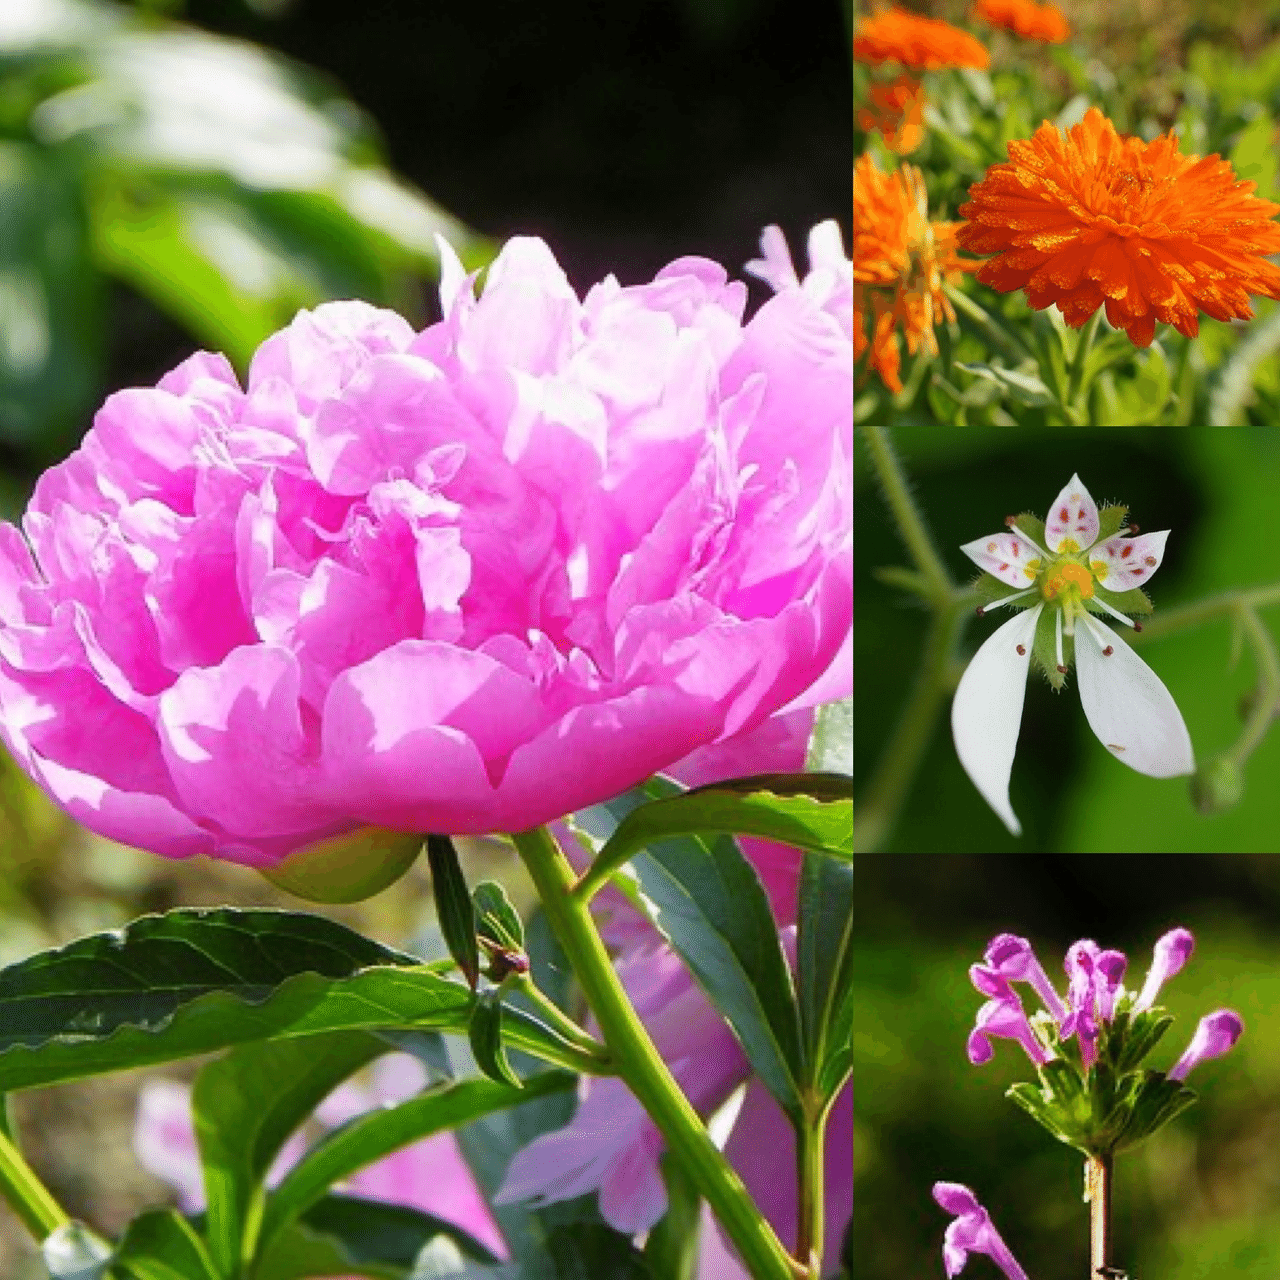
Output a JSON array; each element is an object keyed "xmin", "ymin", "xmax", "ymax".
[
  {"xmin": 853, "ymin": 5, "xmax": 990, "ymax": 70},
  {"xmin": 972, "ymin": 0, "xmax": 1070, "ymax": 43},
  {"xmin": 956, "ymin": 107, "xmax": 1280, "ymax": 348},
  {"xmin": 854, "ymin": 153, "xmax": 981, "ymax": 392},
  {"xmin": 856, "ymin": 75, "xmax": 928, "ymax": 154}
]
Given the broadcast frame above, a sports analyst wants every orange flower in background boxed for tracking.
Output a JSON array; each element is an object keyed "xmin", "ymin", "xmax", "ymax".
[
  {"xmin": 856, "ymin": 75, "xmax": 928, "ymax": 154},
  {"xmin": 853, "ymin": 5, "xmax": 990, "ymax": 70},
  {"xmin": 956, "ymin": 107, "xmax": 1280, "ymax": 347},
  {"xmin": 854, "ymin": 153, "xmax": 981, "ymax": 392},
  {"xmin": 972, "ymin": 0, "xmax": 1070, "ymax": 43}
]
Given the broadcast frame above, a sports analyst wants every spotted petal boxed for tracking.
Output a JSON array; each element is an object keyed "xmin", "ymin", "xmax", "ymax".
[
  {"xmin": 951, "ymin": 605, "xmax": 1042, "ymax": 837},
  {"xmin": 1088, "ymin": 529, "xmax": 1170, "ymax": 592},
  {"xmin": 959, "ymin": 532, "xmax": 1044, "ymax": 589},
  {"xmin": 1075, "ymin": 614, "xmax": 1194, "ymax": 778},
  {"xmin": 1044, "ymin": 473, "xmax": 1099, "ymax": 553}
]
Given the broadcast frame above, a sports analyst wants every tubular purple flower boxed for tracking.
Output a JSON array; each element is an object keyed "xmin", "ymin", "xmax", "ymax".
[
  {"xmin": 968, "ymin": 994, "xmax": 1052, "ymax": 1067},
  {"xmin": 1061, "ymin": 940, "xmax": 1104, "ymax": 1069},
  {"xmin": 932, "ymin": 1182, "xmax": 1029, "ymax": 1280},
  {"xmin": 1168, "ymin": 1009, "xmax": 1245, "ymax": 1082},
  {"xmin": 1094, "ymin": 949, "xmax": 1127, "ymax": 1022},
  {"xmin": 1133, "ymin": 927, "xmax": 1195, "ymax": 1013},
  {"xmin": 982, "ymin": 933, "xmax": 1068, "ymax": 1024}
]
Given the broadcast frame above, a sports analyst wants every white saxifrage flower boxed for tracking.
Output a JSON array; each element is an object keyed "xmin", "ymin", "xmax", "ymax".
[{"xmin": 951, "ymin": 473, "xmax": 1193, "ymax": 836}]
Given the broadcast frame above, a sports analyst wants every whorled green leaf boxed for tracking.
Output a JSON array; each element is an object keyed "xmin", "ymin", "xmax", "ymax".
[
  {"xmin": 194, "ymin": 1031, "xmax": 387, "ymax": 1277},
  {"xmin": 252, "ymin": 1195, "xmax": 498, "ymax": 1280},
  {"xmin": 427, "ymin": 835, "xmax": 480, "ymax": 991},
  {"xmin": 577, "ymin": 771, "xmax": 852, "ymax": 899},
  {"xmin": 469, "ymin": 989, "xmax": 522, "ymax": 1089},
  {"xmin": 473, "ymin": 882, "xmax": 525, "ymax": 953},
  {"xmin": 0, "ymin": 909, "xmax": 591, "ymax": 1092},
  {"xmin": 257, "ymin": 1073, "xmax": 573, "ymax": 1256},
  {"xmin": 108, "ymin": 1210, "xmax": 219, "ymax": 1280}
]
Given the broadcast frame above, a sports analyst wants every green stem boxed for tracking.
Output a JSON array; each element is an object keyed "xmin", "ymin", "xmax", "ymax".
[
  {"xmin": 862, "ymin": 427, "xmax": 953, "ymax": 599},
  {"xmin": 1225, "ymin": 604, "xmax": 1280, "ymax": 767},
  {"xmin": 515, "ymin": 974, "xmax": 612, "ymax": 1061},
  {"xmin": 855, "ymin": 595, "xmax": 972, "ymax": 852},
  {"xmin": 0, "ymin": 1124, "xmax": 68, "ymax": 1242},
  {"xmin": 512, "ymin": 826, "xmax": 800, "ymax": 1280},
  {"xmin": 1086, "ymin": 1153, "xmax": 1113, "ymax": 1276},
  {"xmin": 795, "ymin": 1096, "xmax": 830, "ymax": 1276},
  {"xmin": 1128, "ymin": 582, "xmax": 1280, "ymax": 644},
  {"xmin": 1065, "ymin": 309, "xmax": 1103, "ymax": 414}
]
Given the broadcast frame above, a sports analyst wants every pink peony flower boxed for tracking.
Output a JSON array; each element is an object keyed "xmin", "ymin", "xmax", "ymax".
[
  {"xmin": 0, "ymin": 227, "xmax": 851, "ymax": 865},
  {"xmin": 133, "ymin": 1053, "xmax": 506, "ymax": 1260}
]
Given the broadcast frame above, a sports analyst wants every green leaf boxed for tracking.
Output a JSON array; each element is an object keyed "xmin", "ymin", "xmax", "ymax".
[
  {"xmin": 579, "ymin": 772, "xmax": 852, "ymax": 898},
  {"xmin": 0, "ymin": 909, "xmax": 585, "ymax": 1092},
  {"xmin": 0, "ymin": 142, "xmax": 104, "ymax": 459},
  {"xmin": 473, "ymin": 882, "xmax": 525, "ymax": 953},
  {"xmin": 617, "ymin": 781, "xmax": 806, "ymax": 1117},
  {"xmin": 1229, "ymin": 110, "xmax": 1278, "ymax": 202},
  {"xmin": 427, "ymin": 835, "xmax": 480, "ymax": 991},
  {"xmin": 109, "ymin": 1210, "xmax": 220, "ymax": 1280},
  {"xmin": 797, "ymin": 853, "xmax": 854, "ymax": 1102},
  {"xmin": 956, "ymin": 361, "xmax": 1055, "ymax": 408},
  {"xmin": 194, "ymin": 1031, "xmax": 387, "ymax": 1277},
  {"xmin": 252, "ymin": 1195, "xmax": 498, "ymax": 1280},
  {"xmin": 258, "ymin": 1073, "xmax": 572, "ymax": 1256},
  {"xmin": 469, "ymin": 989, "xmax": 522, "ymax": 1088}
]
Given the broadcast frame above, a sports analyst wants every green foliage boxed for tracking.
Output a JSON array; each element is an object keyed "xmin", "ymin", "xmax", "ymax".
[{"xmin": 0, "ymin": 0, "xmax": 488, "ymax": 460}]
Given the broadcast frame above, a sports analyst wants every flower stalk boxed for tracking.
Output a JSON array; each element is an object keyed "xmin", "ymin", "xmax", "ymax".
[
  {"xmin": 796, "ymin": 1094, "xmax": 830, "ymax": 1277},
  {"xmin": 0, "ymin": 1124, "xmax": 68, "ymax": 1242},
  {"xmin": 512, "ymin": 825, "xmax": 801, "ymax": 1280},
  {"xmin": 1086, "ymin": 1153, "xmax": 1112, "ymax": 1277}
]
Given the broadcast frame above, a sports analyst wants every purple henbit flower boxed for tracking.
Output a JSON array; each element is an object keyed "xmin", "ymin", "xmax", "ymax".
[
  {"xmin": 933, "ymin": 1182, "xmax": 1029, "ymax": 1280},
  {"xmin": 1059, "ymin": 940, "xmax": 1126, "ymax": 1070},
  {"xmin": 1133, "ymin": 927, "xmax": 1195, "ymax": 1014},
  {"xmin": 1168, "ymin": 1010, "xmax": 1245, "ymax": 1082},
  {"xmin": 981, "ymin": 933, "xmax": 1068, "ymax": 1025},
  {"xmin": 968, "ymin": 993, "xmax": 1053, "ymax": 1068}
]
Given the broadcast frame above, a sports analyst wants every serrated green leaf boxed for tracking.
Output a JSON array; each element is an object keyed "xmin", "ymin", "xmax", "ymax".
[
  {"xmin": 0, "ymin": 909, "xmax": 589, "ymax": 1092},
  {"xmin": 427, "ymin": 835, "xmax": 480, "ymax": 991}
]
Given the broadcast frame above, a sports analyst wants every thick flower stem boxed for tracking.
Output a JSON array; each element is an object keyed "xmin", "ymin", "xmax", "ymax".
[
  {"xmin": 795, "ymin": 1093, "xmax": 829, "ymax": 1276},
  {"xmin": 512, "ymin": 825, "xmax": 801, "ymax": 1280},
  {"xmin": 1085, "ymin": 1154, "xmax": 1112, "ymax": 1276},
  {"xmin": 0, "ymin": 1125, "xmax": 68, "ymax": 1242}
]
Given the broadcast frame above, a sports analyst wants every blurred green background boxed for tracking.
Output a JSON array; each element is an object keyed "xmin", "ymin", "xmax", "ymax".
[
  {"xmin": 854, "ymin": 853, "xmax": 1280, "ymax": 1278},
  {"xmin": 854, "ymin": 427, "xmax": 1280, "ymax": 852},
  {"xmin": 0, "ymin": 0, "xmax": 848, "ymax": 1269}
]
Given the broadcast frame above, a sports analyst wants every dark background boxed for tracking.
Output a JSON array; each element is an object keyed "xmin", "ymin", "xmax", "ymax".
[{"xmin": 111, "ymin": 0, "xmax": 852, "ymax": 389}]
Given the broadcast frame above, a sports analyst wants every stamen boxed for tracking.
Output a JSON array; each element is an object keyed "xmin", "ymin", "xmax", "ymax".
[
  {"xmin": 1103, "ymin": 646, "xmax": 1114, "ymax": 656},
  {"xmin": 978, "ymin": 586, "xmax": 1038, "ymax": 615},
  {"xmin": 1003, "ymin": 520, "xmax": 1050, "ymax": 559},
  {"xmin": 1129, "ymin": 523, "xmax": 1140, "ymax": 534},
  {"xmin": 1016, "ymin": 644, "xmax": 1026, "ymax": 655},
  {"xmin": 1090, "ymin": 595, "xmax": 1137, "ymax": 628}
]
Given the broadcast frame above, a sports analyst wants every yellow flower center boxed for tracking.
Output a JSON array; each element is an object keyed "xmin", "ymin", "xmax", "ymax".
[{"xmin": 1042, "ymin": 560, "xmax": 1094, "ymax": 602}]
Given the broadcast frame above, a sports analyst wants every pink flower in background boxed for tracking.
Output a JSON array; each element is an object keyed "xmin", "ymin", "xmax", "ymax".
[
  {"xmin": 133, "ymin": 1053, "xmax": 505, "ymax": 1260},
  {"xmin": 0, "ymin": 226, "xmax": 851, "ymax": 865},
  {"xmin": 932, "ymin": 1183, "xmax": 1028, "ymax": 1280}
]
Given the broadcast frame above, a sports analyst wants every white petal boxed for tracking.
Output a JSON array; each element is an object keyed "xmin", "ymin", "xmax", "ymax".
[
  {"xmin": 1044, "ymin": 473, "xmax": 1099, "ymax": 553},
  {"xmin": 952, "ymin": 605, "xmax": 1042, "ymax": 837},
  {"xmin": 1075, "ymin": 615, "xmax": 1194, "ymax": 778},
  {"xmin": 959, "ymin": 531, "xmax": 1045, "ymax": 589},
  {"xmin": 1089, "ymin": 529, "xmax": 1170, "ymax": 592}
]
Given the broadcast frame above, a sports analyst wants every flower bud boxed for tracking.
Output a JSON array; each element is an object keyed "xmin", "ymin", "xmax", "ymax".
[
  {"xmin": 260, "ymin": 827, "xmax": 423, "ymax": 903},
  {"xmin": 1190, "ymin": 756, "xmax": 1244, "ymax": 815}
]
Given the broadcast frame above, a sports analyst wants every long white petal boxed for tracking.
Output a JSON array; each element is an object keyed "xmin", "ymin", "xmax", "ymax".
[
  {"xmin": 1075, "ymin": 615, "xmax": 1194, "ymax": 778},
  {"xmin": 952, "ymin": 606, "xmax": 1042, "ymax": 837}
]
